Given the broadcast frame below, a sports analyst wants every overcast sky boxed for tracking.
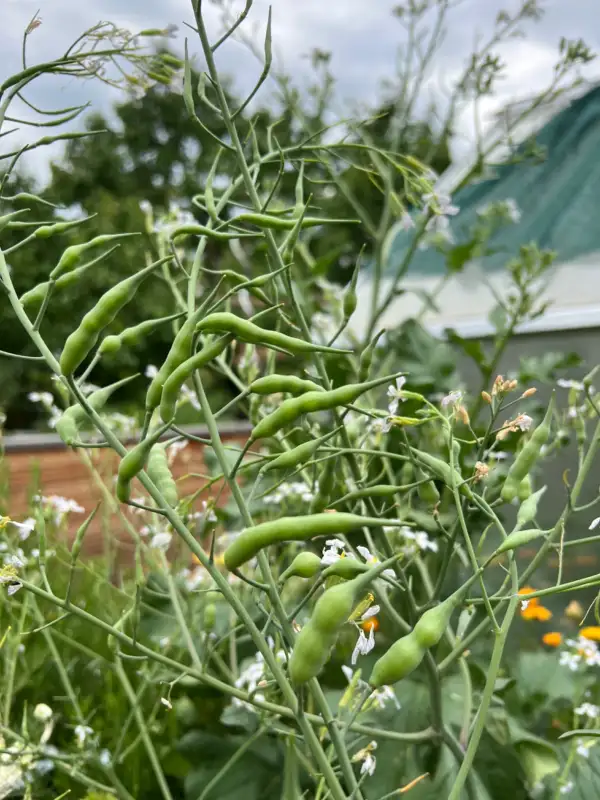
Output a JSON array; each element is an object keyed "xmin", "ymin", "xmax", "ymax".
[{"xmin": 2, "ymin": 0, "xmax": 599, "ymax": 184}]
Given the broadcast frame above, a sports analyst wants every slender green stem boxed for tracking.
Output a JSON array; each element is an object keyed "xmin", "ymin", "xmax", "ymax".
[
  {"xmin": 114, "ymin": 657, "xmax": 174, "ymax": 800},
  {"xmin": 197, "ymin": 726, "xmax": 266, "ymax": 800},
  {"xmin": 2, "ymin": 593, "xmax": 29, "ymax": 725},
  {"xmin": 447, "ymin": 562, "xmax": 519, "ymax": 800}
]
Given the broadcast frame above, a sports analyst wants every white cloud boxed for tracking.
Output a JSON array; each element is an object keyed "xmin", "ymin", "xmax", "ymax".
[{"xmin": 1, "ymin": 0, "xmax": 599, "ymax": 183}]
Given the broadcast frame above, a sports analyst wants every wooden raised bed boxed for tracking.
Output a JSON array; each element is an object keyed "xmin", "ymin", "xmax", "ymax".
[{"xmin": 1, "ymin": 422, "xmax": 252, "ymax": 560}]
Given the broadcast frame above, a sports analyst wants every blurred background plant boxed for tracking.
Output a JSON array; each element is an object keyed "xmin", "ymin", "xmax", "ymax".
[{"xmin": 1, "ymin": 1, "xmax": 600, "ymax": 799}]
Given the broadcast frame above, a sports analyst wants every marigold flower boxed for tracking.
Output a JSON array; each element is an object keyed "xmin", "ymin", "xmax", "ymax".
[
  {"xmin": 542, "ymin": 632, "xmax": 562, "ymax": 647},
  {"xmin": 580, "ymin": 626, "xmax": 600, "ymax": 642},
  {"xmin": 522, "ymin": 604, "xmax": 552, "ymax": 622}
]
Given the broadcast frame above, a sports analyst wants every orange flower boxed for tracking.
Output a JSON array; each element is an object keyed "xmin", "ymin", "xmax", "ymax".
[
  {"xmin": 580, "ymin": 626, "xmax": 600, "ymax": 642},
  {"xmin": 522, "ymin": 604, "xmax": 552, "ymax": 621},
  {"xmin": 542, "ymin": 632, "xmax": 562, "ymax": 647},
  {"xmin": 362, "ymin": 617, "xmax": 379, "ymax": 633},
  {"xmin": 518, "ymin": 586, "xmax": 537, "ymax": 599}
]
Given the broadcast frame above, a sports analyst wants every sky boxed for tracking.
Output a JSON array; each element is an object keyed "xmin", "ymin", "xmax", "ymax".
[{"xmin": 2, "ymin": 0, "xmax": 600, "ymax": 184}]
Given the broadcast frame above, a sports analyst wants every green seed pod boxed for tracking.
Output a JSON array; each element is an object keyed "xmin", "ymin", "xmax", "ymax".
[
  {"xmin": 330, "ymin": 485, "xmax": 401, "ymax": 508},
  {"xmin": 358, "ymin": 329, "xmax": 385, "ymax": 383},
  {"xmin": 417, "ymin": 469, "xmax": 440, "ymax": 506},
  {"xmin": 234, "ymin": 211, "xmax": 358, "ymax": 231},
  {"xmin": 60, "ymin": 258, "xmax": 167, "ymax": 376},
  {"xmin": 145, "ymin": 308, "xmax": 207, "ymax": 413},
  {"xmin": 34, "ymin": 217, "xmax": 93, "ymax": 241},
  {"xmin": 369, "ymin": 631, "xmax": 425, "ymax": 688},
  {"xmin": 311, "ymin": 458, "xmax": 336, "ymax": 513},
  {"xmin": 288, "ymin": 556, "xmax": 399, "ymax": 683},
  {"xmin": 410, "ymin": 447, "xmax": 473, "ymax": 501},
  {"xmin": 400, "ymin": 460, "xmax": 414, "ymax": 485},
  {"xmin": 159, "ymin": 335, "xmax": 232, "ymax": 423},
  {"xmin": 518, "ymin": 474, "xmax": 532, "ymax": 502},
  {"xmin": 501, "ymin": 394, "xmax": 555, "ymax": 502},
  {"xmin": 224, "ymin": 513, "xmax": 407, "ymax": 571},
  {"xmin": 343, "ymin": 256, "xmax": 360, "ymax": 320},
  {"xmin": 279, "ymin": 552, "xmax": 322, "ymax": 583},
  {"xmin": 288, "ymin": 626, "xmax": 334, "ymax": 684},
  {"xmin": 98, "ymin": 312, "xmax": 185, "ymax": 357},
  {"xmin": 116, "ymin": 426, "xmax": 166, "ymax": 503},
  {"xmin": 147, "ymin": 444, "xmax": 178, "ymax": 507},
  {"xmin": 413, "ymin": 596, "xmax": 457, "ymax": 650},
  {"xmin": 203, "ymin": 603, "xmax": 216, "ymax": 631},
  {"xmin": 195, "ymin": 312, "xmax": 352, "ymax": 356},
  {"xmin": 516, "ymin": 486, "xmax": 547, "ymax": 529},
  {"xmin": 49, "ymin": 232, "xmax": 138, "ymax": 280},
  {"xmin": 264, "ymin": 427, "xmax": 341, "ymax": 474},
  {"xmin": 321, "ymin": 558, "xmax": 369, "ymax": 580},
  {"xmin": 494, "ymin": 528, "xmax": 546, "ymax": 555},
  {"xmin": 55, "ymin": 375, "xmax": 138, "ymax": 446},
  {"xmin": 249, "ymin": 375, "xmax": 325, "ymax": 395},
  {"xmin": 0, "ymin": 208, "xmax": 29, "ymax": 234},
  {"xmin": 70, "ymin": 503, "xmax": 101, "ymax": 563},
  {"xmin": 250, "ymin": 372, "xmax": 405, "ymax": 442}
]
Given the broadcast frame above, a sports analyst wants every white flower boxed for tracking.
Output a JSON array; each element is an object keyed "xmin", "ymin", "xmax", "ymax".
[
  {"xmin": 321, "ymin": 539, "xmax": 348, "ymax": 565},
  {"xmin": 357, "ymin": 545, "xmax": 395, "ymax": 579},
  {"xmin": 351, "ymin": 626, "xmax": 375, "ymax": 665},
  {"xmin": 503, "ymin": 198, "xmax": 521, "ymax": 223},
  {"xmin": 370, "ymin": 417, "xmax": 393, "ymax": 435},
  {"xmin": 516, "ymin": 413, "xmax": 534, "ymax": 431},
  {"xmin": 74, "ymin": 724, "xmax": 93, "ymax": 747},
  {"xmin": 576, "ymin": 741, "xmax": 590, "ymax": 758},
  {"xmin": 33, "ymin": 759, "xmax": 54, "ymax": 774},
  {"xmin": 589, "ymin": 517, "xmax": 600, "ymax": 530},
  {"xmin": 441, "ymin": 390, "xmax": 463, "ymax": 408},
  {"xmin": 170, "ymin": 69, "xmax": 184, "ymax": 95},
  {"xmin": 387, "ymin": 376, "xmax": 406, "ymax": 415},
  {"xmin": 352, "ymin": 742, "xmax": 377, "ymax": 777},
  {"xmin": 372, "ymin": 685, "xmax": 401, "ymax": 710},
  {"xmin": 201, "ymin": 501, "xmax": 217, "ymax": 523},
  {"xmin": 99, "ymin": 749, "xmax": 112, "ymax": 767},
  {"xmin": 557, "ymin": 378, "xmax": 584, "ymax": 390},
  {"xmin": 145, "ymin": 365, "xmax": 159, "ymax": 380},
  {"xmin": 399, "ymin": 211, "xmax": 415, "ymax": 231},
  {"xmin": 150, "ymin": 532, "xmax": 172, "ymax": 550},
  {"xmin": 401, "ymin": 529, "xmax": 438, "ymax": 554},
  {"xmin": 559, "ymin": 651, "xmax": 581, "ymax": 671},
  {"xmin": 422, "ymin": 192, "xmax": 459, "ymax": 217},
  {"xmin": 167, "ymin": 440, "xmax": 188, "ymax": 465},
  {"xmin": 7, "ymin": 582, "xmax": 22, "ymax": 596},
  {"xmin": 520, "ymin": 600, "xmax": 530, "ymax": 611},
  {"xmin": 160, "ymin": 697, "xmax": 172, "ymax": 710},
  {"xmin": 361, "ymin": 605, "xmax": 381, "ymax": 621},
  {"xmin": 560, "ymin": 781, "xmax": 574, "ymax": 795},
  {"xmin": 237, "ymin": 288, "xmax": 254, "ymax": 317},
  {"xmin": 10, "ymin": 518, "xmax": 35, "ymax": 541},
  {"xmin": 33, "ymin": 704, "xmax": 53, "ymax": 722},
  {"xmin": 575, "ymin": 702, "xmax": 600, "ymax": 718},
  {"xmin": 361, "ymin": 752, "xmax": 377, "ymax": 776}
]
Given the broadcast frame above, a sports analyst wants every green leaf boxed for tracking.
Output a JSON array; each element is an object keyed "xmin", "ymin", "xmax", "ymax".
[
  {"xmin": 513, "ymin": 651, "xmax": 578, "ymax": 703},
  {"xmin": 519, "ymin": 351, "xmax": 582, "ymax": 384},
  {"xmin": 445, "ymin": 327, "xmax": 490, "ymax": 372},
  {"xmin": 517, "ymin": 741, "xmax": 560, "ymax": 788},
  {"xmin": 445, "ymin": 240, "xmax": 478, "ymax": 273}
]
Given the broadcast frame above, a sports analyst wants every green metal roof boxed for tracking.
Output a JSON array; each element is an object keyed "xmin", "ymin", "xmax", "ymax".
[{"xmin": 387, "ymin": 85, "xmax": 600, "ymax": 277}]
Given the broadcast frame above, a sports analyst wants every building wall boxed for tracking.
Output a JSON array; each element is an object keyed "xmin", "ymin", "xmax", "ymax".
[
  {"xmin": 350, "ymin": 253, "xmax": 600, "ymax": 341},
  {"xmin": 1, "ymin": 423, "xmax": 252, "ymax": 562}
]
